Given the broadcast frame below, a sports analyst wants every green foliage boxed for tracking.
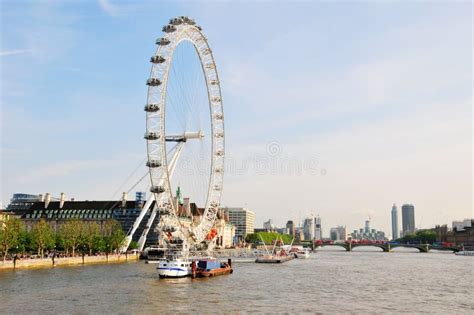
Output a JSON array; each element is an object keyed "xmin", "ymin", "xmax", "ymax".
[
  {"xmin": 245, "ymin": 232, "xmax": 294, "ymax": 245},
  {"xmin": 102, "ymin": 220, "xmax": 126, "ymax": 254},
  {"xmin": 18, "ymin": 228, "xmax": 33, "ymax": 254},
  {"xmin": 0, "ymin": 217, "xmax": 25, "ymax": 261},
  {"xmin": 60, "ymin": 220, "xmax": 83, "ymax": 256},
  {"xmin": 55, "ymin": 233, "xmax": 65, "ymax": 252},
  {"xmin": 128, "ymin": 240, "xmax": 139, "ymax": 250},
  {"xmin": 1, "ymin": 219, "xmax": 127, "ymax": 257},
  {"xmin": 31, "ymin": 219, "xmax": 55, "ymax": 257},
  {"xmin": 396, "ymin": 229, "xmax": 437, "ymax": 244},
  {"xmin": 82, "ymin": 222, "xmax": 101, "ymax": 255}
]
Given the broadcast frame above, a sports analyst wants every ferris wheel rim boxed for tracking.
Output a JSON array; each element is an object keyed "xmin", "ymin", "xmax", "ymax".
[{"xmin": 144, "ymin": 17, "xmax": 225, "ymax": 245}]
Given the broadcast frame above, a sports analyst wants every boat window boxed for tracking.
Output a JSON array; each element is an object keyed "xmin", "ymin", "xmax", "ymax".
[{"xmin": 181, "ymin": 264, "xmax": 184, "ymax": 267}]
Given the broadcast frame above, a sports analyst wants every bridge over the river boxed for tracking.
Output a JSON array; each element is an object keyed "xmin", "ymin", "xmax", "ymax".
[{"xmin": 314, "ymin": 243, "xmax": 461, "ymax": 253}]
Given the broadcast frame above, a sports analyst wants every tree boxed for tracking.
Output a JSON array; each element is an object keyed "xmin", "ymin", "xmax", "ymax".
[
  {"xmin": 31, "ymin": 219, "xmax": 55, "ymax": 257},
  {"xmin": 102, "ymin": 220, "xmax": 125, "ymax": 254},
  {"xmin": 0, "ymin": 217, "xmax": 24, "ymax": 261},
  {"xmin": 60, "ymin": 220, "xmax": 83, "ymax": 256},
  {"xmin": 55, "ymin": 233, "xmax": 65, "ymax": 252},
  {"xmin": 82, "ymin": 222, "xmax": 101, "ymax": 255},
  {"xmin": 128, "ymin": 240, "xmax": 139, "ymax": 251},
  {"xmin": 396, "ymin": 229, "xmax": 437, "ymax": 244},
  {"xmin": 18, "ymin": 228, "xmax": 33, "ymax": 255},
  {"xmin": 415, "ymin": 230, "xmax": 436, "ymax": 244}
]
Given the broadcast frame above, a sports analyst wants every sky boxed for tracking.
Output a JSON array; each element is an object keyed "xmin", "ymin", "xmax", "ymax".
[{"xmin": 0, "ymin": 0, "xmax": 472, "ymax": 237}]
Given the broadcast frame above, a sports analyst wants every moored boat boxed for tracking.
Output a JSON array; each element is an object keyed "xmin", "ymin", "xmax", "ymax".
[
  {"xmin": 192, "ymin": 258, "xmax": 233, "ymax": 278},
  {"xmin": 157, "ymin": 257, "xmax": 192, "ymax": 278},
  {"xmin": 254, "ymin": 235, "xmax": 295, "ymax": 263},
  {"xmin": 255, "ymin": 254, "xmax": 294, "ymax": 263},
  {"xmin": 294, "ymin": 248, "xmax": 310, "ymax": 259}
]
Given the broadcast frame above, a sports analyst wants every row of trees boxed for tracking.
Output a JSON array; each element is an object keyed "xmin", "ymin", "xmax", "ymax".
[
  {"xmin": 395, "ymin": 229, "xmax": 437, "ymax": 244},
  {"xmin": 1, "ymin": 218, "xmax": 131, "ymax": 261}
]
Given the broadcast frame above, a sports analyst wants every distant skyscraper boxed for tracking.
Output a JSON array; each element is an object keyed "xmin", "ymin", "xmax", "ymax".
[
  {"xmin": 402, "ymin": 204, "xmax": 415, "ymax": 235},
  {"xmin": 330, "ymin": 226, "xmax": 346, "ymax": 241},
  {"xmin": 314, "ymin": 216, "xmax": 322, "ymax": 240},
  {"xmin": 303, "ymin": 217, "xmax": 315, "ymax": 240},
  {"xmin": 263, "ymin": 219, "xmax": 276, "ymax": 231},
  {"xmin": 286, "ymin": 220, "xmax": 295, "ymax": 237},
  {"xmin": 351, "ymin": 221, "xmax": 387, "ymax": 241},
  {"xmin": 364, "ymin": 220, "xmax": 370, "ymax": 234},
  {"xmin": 391, "ymin": 204, "xmax": 399, "ymax": 240}
]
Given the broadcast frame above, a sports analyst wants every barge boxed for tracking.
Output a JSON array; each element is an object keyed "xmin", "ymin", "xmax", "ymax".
[
  {"xmin": 192, "ymin": 258, "xmax": 233, "ymax": 278},
  {"xmin": 255, "ymin": 254, "xmax": 294, "ymax": 263}
]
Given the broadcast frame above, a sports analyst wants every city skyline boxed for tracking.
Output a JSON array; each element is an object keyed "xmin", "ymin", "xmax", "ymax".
[{"xmin": 1, "ymin": 1, "xmax": 472, "ymax": 236}]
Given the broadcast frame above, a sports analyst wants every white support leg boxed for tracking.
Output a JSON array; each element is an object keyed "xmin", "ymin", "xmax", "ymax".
[{"xmin": 137, "ymin": 143, "xmax": 185, "ymax": 251}]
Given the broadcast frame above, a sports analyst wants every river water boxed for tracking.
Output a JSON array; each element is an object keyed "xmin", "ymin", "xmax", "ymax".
[{"xmin": 1, "ymin": 249, "xmax": 473, "ymax": 314}]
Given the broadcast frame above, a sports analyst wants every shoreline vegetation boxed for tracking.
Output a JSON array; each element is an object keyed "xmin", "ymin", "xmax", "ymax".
[
  {"xmin": 245, "ymin": 232, "xmax": 293, "ymax": 245},
  {"xmin": 1, "ymin": 217, "xmax": 134, "ymax": 263}
]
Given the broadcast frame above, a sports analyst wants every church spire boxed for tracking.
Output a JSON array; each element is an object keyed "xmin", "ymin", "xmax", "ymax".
[{"xmin": 176, "ymin": 186, "xmax": 184, "ymax": 206}]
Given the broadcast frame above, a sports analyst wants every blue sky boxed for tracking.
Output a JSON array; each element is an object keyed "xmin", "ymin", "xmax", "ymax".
[{"xmin": 1, "ymin": 0, "xmax": 472, "ymax": 236}]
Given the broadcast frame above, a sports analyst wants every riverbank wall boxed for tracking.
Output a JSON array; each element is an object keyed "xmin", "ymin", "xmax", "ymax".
[{"xmin": 0, "ymin": 253, "xmax": 139, "ymax": 271}]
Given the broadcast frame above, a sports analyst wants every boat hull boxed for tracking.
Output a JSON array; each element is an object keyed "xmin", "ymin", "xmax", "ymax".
[
  {"xmin": 195, "ymin": 266, "xmax": 233, "ymax": 277},
  {"xmin": 294, "ymin": 252, "xmax": 310, "ymax": 259},
  {"xmin": 157, "ymin": 267, "xmax": 191, "ymax": 278},
  {"xmin": 255, "ymin": 255, "xmax": 294, "ymax": 263},
  {"xmin": 157, "ymin": 259, "xmax": 191, "ymax": 278}
]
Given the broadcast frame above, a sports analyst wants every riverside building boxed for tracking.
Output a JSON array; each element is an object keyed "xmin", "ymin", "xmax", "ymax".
[
  {"xmin": 6, "ymin": 192, "xmax": 235, "ymax": 249},
  {"xmin": 223, "ymin": 207, "xmax": 255, "ymax": 242},
  {"xmin": 7, "ymin": 192, "xmax": 156, "ymax": 246}
]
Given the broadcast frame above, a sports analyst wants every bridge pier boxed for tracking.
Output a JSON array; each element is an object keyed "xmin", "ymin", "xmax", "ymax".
[{"xmin": 346, "ymin": 243, "xmax": 352, "ymax": 252}]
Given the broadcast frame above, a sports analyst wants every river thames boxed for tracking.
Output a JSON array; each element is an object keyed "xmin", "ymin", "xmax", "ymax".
[{"xmin": 1, "ymin": 249, "xmax": 472, "ymax": 314}]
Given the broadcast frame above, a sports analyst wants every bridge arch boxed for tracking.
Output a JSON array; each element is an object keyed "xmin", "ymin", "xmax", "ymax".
[
  {"xmin": 314, "ymin": 244, "xmax": 348, "ymax": 251},
  {"xmin": 389, "ymin": 244, "xmax": 427, "ymax": 252},
  {"xmin": 351, "ymin": 244, "xmax": 386, "ymax": 252}
]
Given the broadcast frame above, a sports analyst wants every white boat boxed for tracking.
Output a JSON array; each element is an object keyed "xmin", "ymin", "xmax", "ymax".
[
  {"xmin": 294, "ymin": 248, "xmax": 310, "ymax": 259},
  {"xmin": 157, "ymin": 258, "xmax": 192, "ymax": 278},
  {"xmin": 455, "ymin": 251, "xmax": 474, "ymax": 256}
]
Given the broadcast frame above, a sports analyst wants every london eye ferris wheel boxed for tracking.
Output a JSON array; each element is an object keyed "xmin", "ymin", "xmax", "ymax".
[{"xmin": 144, "ymin": 16, "xmax": 225, "ymax": 252}]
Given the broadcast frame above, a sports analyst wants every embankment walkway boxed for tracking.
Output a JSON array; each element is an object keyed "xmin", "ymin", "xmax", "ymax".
[{"xmin": 0, "ymin": 253, "xmax": 139, "ymax": 271}]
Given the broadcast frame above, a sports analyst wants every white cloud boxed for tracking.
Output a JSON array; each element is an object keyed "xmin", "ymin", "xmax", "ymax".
[
  {"xmin": 0, "ymin": 49, "xmax": 33, "ymax": 57},
  {"xmin": 97, "ymin": 0, "xmax": 120, "ymax": 17},
  {"xmin": 97, "ymin": 0, "xmax": 157, "ymax": 17},
  {"xmin": 15, "ymin": 159, "xmax": 122, "ymax": 184}
]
